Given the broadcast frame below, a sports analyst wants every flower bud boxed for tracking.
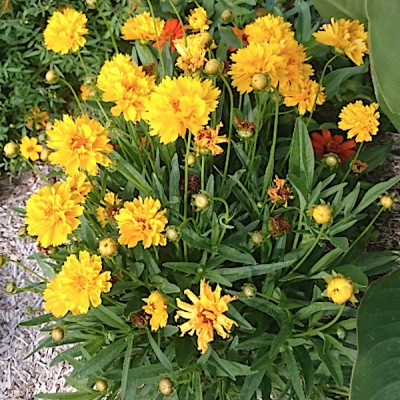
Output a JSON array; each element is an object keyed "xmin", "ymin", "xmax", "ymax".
[
  {"xmin": 307, "ymin": 204, "xmax": 332, "ymax": 225},
  {"xmin": 165, "ymin": 226, "xmax": 180, "ymax": 242},
  {"xmin": 25, "ymin": 306, "xmax": 34, "ymax": 315},
  {"xmin": 3, "ymin": 142, "xmax": 19, "ymax": 158},
  {"xmin": 18, "ymin": 225, "xmax": 28, "ymax": 238},
  {"xmin": 40, "ymin": 148, "xmax": 50, "ymax": 162},
  {"xmin": 192, "ymin": 193, "xmax": 210, "ymax": 210},
  {"xmin": 95, "ymin": 379, "xmax": 108, "ymax": 393},
  {"xmin": 107, "ymin": 159, "xmax": 120, "ymax": 173},
  {"xmin": 255, "ymin": 7, "xmax": 270, "ymax": 17},
  {"xmin": 336, "ymin": 327, "xmax": 346, "ymax": 340},
  {"xmin": 323, "ymin": 153, "xmax": 339, "ymax": 168},
  {"xmin": 323, "ymin": 272, "xmax": 357, "ymax": 305},
  {"xmin": 250, "ymin": 231, "xmax": 264, "ymax": 246},
  {"xmin": 0, "ymin": 254, "xmax": 7, "ymax": 267},
  {"xmin": 158, "ymin": 377, "xmax": 174, "ymax": 396},
  {"xmin": 200, "ymin": 32, "xmax": 214, "ymax": 48},
  {"xmin": 45, "ymin": 70, "xmax": 58, "ymax": 83},
  {"xmin": 251, "ymin": 73, "xmax": 269, "ymax": 91},
  {"xmin": 86, "ymin": 0, "xmax": 97, "ymax": 7},
  {"xmin": 51, "ymin": 327, "xmax": 65, "ymax": 342},
  {"xmin": 187, "ymin": 153, "xmax": 197, "ymax": 167},
  {"xmin": 4, "ymin": 281, "xmax": 16, "ymax": 294},
  {"xmin": 241, "ymin": 283, "xmax": 256, "ymax": 299},
  {"xmin": 204, "ymin": 59, "xmax": 223, "ymax": 76},
  {"xmin": 221, "ymin": 9, "xmax": 233, "ymax": 23},
  {"xmin": 98, "ymin": 237, "xmax": 118, "ymax": 257},
  {"xmin": 380, "ymin": 195, "xmax": 395, "ymax": 210}
]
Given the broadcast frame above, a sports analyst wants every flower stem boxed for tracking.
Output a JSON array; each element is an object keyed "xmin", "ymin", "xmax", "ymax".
[
  {"xmin": 201, "ymin": 155, "xmax": 205, "ymax": 190},
  {"xmin": 60, "ymin": 78, "xmax": 84, "ymax": 114},
  {"xmin": 183, "ymin": 132, "xmax": 193, "ymax": 261},
  {"xmin": 340, "ymin": 142, "xmax": 364, "ymax": 184},
  {"xmin": 213, "ymin": 197, "xmax": 230, "ymax": 244},
  {"xmin": 256, "ymin": 292, "xmax": 280, "ymax": 304},
  {"xmin": 306, "ymin": 54, "xmax": 337, "ymax": 127},
  {"xmin": 293, "ymin": 304, "xmax": 345, "ymax": 338},
  {"xmin": 25, "ymin": 159, "xmax": 50, "ymax": 185},
  {"xmin": 96, "ymin": 3, "xmax": 119, "ymax": 54},
  {"xmin": 11, "ymin": 259, "xmax": 49, "ymax": 283}
]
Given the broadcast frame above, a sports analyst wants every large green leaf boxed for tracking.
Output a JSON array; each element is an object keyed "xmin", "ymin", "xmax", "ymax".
[
  {"xmin": 312, "ymin": 0, "xmax": 367, "ymax": 24},
  {"xmin": 351, "ymin": 268, "xmax": 400, "ymax": 399}
]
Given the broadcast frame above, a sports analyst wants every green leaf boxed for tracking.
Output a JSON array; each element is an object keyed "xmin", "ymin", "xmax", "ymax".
[
  {"xmin": 295, "ymin": 303, "xmax": 340, "ymax": 321},
  {"xmin": 283, "ymin": 349, "xmax": 306, "ymax": 400},
  {"xmin": 28, "ymin": 252, "xmax": 56, "ymax": 279},
  {"xmin": 80, "ymin": 215, "xmax": 97, "ymax": 250},
  {"xmin": 169, "ymin": 154, "xmax": 180, "ymax": 213},
  {"xmin": 34, "ymin": 393, "xmax": 99, "ymax": 400},
  {"xmin": 121, "ymin": 335, "xmax": 134, "ymax": 398},
  {"xmin": 91, "ymin": 305, "xmax": 128, "ymax": 331},
  {"xmin": 193, "ymin": 371, "xmax": 203, "ymax": 400},
  {"xmin": 218, "ymin": 244, "xmax": 256, "ymax": 265},
  {"xmin": 78, "ymin": 338, "xmax": 127, "ymax": 378},
  {"xmin": 20, "ymin": 313, "xmax": 52, "ymax": 327},
  {"xmin": 351, "ymin": 268, "xmax": 400, "ymax": 399},
  {"xmin": 163, "ymin": 261, "xmax": 199, "ymax": 274},
  {"xmin": 308, "ymin": 248, "xmax": 343, "ymax": 275},
  {"xmin": 294, "ymin": 346, "xmax": 315, "ymax": 398},
  {"xmin": 269, "ymin": 319, "xmax": 293, "ymax": 360},
  {"xmin": 312, "ymin": 0, "xmax": 367, "ymax": 24},
  {"xmin": 209, "ymin": 350, "xmax": 255, "ymax": 379},
  {"xmin": 239, "ymin": 370, "xmax": 266, "ymax": 400},
  {"xmin": 147, "ymin": 331, "xmax": 173, "ymax": 372}
]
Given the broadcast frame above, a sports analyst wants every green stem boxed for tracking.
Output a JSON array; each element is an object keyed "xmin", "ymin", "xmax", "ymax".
[
  {"xmin": 306, "ymin": 54, "xmax": 337, "ymax": 127},
  {"xmin": 96, "ymin": 3, "xmax": 119, "ymax": 54},
  {"xmin": 25, "ymin": 159, "xmax": 50, "ymax": 185},
  {"xmin": 292, "ymin": 213, "xmax": 303, "ymax": 250},
  {"xmin": 11, "ymin": 259, "xmax": 48, "ymax": 283},
  {"xmin": 249, "ymin": 93, "xmax": 264, "ymax": 173},
  {"xmin": 340, "ymin": 142, "xmax": 364, "ymax": 184},
  {"xmin": 318, "ymin": 385, "xmax": 349, "ymax": 397},
  {"xmin": 183, "ymin": 132, "xmax": 192, "ymax": 261},
  {"xmin": 213, "ymin": 197, "xmax": 230, "ymax": 244},
  {"xmin": 256, "ymin": 292, "xmax": 280, "ymax": 304},
  {"xmin": 201, "ymin": 155, "xmax": 205, "ymax": 190},
  {"xmin": 293, "ymin": 304, "xmax": 345, "ymax": 338},
  {"xmin": 220, "ymin": 74, "xmax": 234, "ymax": 190},
  {"xmin": 60, "ymin": 78, "xmax": 84, "ymax": 114},
  {"xmin": 288, "ymin": 224, "xmax": 326, "ymax": 275}
]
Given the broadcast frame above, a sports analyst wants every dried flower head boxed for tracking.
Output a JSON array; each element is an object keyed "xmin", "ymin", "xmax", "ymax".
[{"xmin": 267, "ymin": 176, "xmax": 294, "ymax": 208}]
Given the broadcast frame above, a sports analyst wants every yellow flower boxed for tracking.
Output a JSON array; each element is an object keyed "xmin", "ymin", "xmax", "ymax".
[
  {"xmin": 43, "ymin": 251, "xmax": 112, "ymax": 317},
  {"xmin": 194, "ymin": 123, "xmax": 229, "ymax": 156},
  {"xmin": 25, "ymin": 106, "xmax": 49, "ymax": 130},
  {"xmin": 20, "ymin": 137, "xmax": 43, "ymax": 161},
  {"xmin": 323, "ymin": 271, "xmax": 357, "ymax": 305},
  {"xmin": 144, "ymin": 76, "xmax": 220, "ymax": 144},
  {"xmin": 267, "ymin": 176, "xmax": 294, "ymax": 208},
  {"xmin": 174, "ymin": 33, "xmax": 207, "ymax": 74},
  {"xmin": 338, "ymin": 101, "xmax": 380, "ymax": 142},
  {"xmin": 244, "ymin": 14, "xmax": 294, "ymax": 44},
  {"xmin": 115, "ymin": 196, "xmax": 168, "ymax": 249},
  {"xmin": 307, "ymin": 204, "xmax": 332, "ymax": 225},
  {"xmin": 97, "ymin": 54, "xmax": 155, "ymax": 122},
  {"xmin": 65, "ymin": 172, "xmax": 92, "ymax": 203},
  {"xmin": 121, "ymin": 12, "xmax": 165, "ymax": 41},
  {"xmin": 142, "ymin": 291, "xmax": 168, "ymax": 331},
  {"xmin": 282, "ymin": 79, "xmax": 326, "ymax": 115},
  {"xmin": 96, "ymin": 192, "xmax": 122, "ymax": 227},
  {"xmin": 43, "ymin": 7, "xmax": 88, "ymax": 54},
  {"xmin": 47, "ymin": 114, "xmax": 113, "ymax": 176},
  {"xmin": 175, "ymin": 280, "xmax": 238, "ymax": 354},
  {"xmin": 25, "ymin": 181, "xmax": 84, "ymax": 247},
  {"xmin": 187, "ymin": 6, "xmax": 210, "ymax": 31},
  {"xmin": 80, "ymin": 84, "xmax": 95, "ymax": 101},
  {"xmin": 314, "ymin": 18, "xmax": 368, "ymax": 66}
]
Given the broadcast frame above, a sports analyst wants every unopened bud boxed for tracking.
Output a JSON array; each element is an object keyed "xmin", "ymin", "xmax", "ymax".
[
  {"xmin": 4, "ymin": 281, "xmax": 16, "ymax": 294},
  {"xmin": 251, "ymin": 73, "xmax": 269, "ymax": 91},
  {"xmin": 380, "ymin": 195, "xmax": 395, "ymax": 210},
  {"xmin": 51, "ymin": 327, "xmax": 65, "ymax": 342},
  {"xmin": 95, "ymin": 379, "xmax": 108, "ymax": 393},
  {"xmin": 192, "ymin": 193, "xmax": 210, "ymax": 210},
  {"xmin": 4, "ymin": 142, "xmax": 19, "ymax": 158},
  {"xmin": 18, "ymin": 225, "xmax": 28, "ymax": 238},
  {"xmin": 241, "ymin": 283, "xmax": 256, "ymax": 299},
  {"xmin": 221, "ymin": 9, "xmax": 233, "ymax": 23},
  {"xmin": 323, "ymin": 153, "xmax": 339, "ymax": 168},
  {"xmin": 250, "ymin": 231, "xmax": 264, "ymax": 245},
  {"xmin": 187, "ymin": 153, "xmax": 197, "ymax": 167},
  {"xmin": 307, "ymin": 204, "xmax": 332, "ymax": 225},
  {"xmin": 204, "ymin": 59, "xmax": 222, "ymax": 76},
  {"xmin": 98, "ymin": 237, "xmax": 118, "ymax": 257},
  {"xmin": 200, "ymin": 32, "xmax": 214, "ymax": 48},
  {"xmin": 336, "ymin": 327, "xmax": 346, "ymax": 340},
  {"xmin": 165, "ymin": 226, "xmax": 180, "ymax": 242},
  {"xmin": 25, "ymin": 306, "xmax": 34, "ymax": 315},
  {"xmin": 255, "ymin": 7, "xmax": 270, "ymax": 17},
  {"xmin": 45, "ymin": 70, "xmax": 58, "ymax": 83},
  {"xmin": 86, "ymin": 0, "xmax": 97, "ymax": 7},
  {"xmin": 158, "ymin": 377, "xmax": 174, "ymax": 396}
]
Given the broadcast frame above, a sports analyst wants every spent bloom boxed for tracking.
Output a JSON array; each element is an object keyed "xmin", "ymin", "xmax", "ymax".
[
  {"xmin": 314, "ymin": 18, "xmax": 368, "ymax": 66},
  {"xmin": 338, "ymin": 101, "xmax": 380, "ymax": 142},
  {"xmin": 25, "ymin": 182, "xmax": 84, "ymax": 247},
  {"xmin": 187, "ymin": 6, "xmax": 210, "ymax": 31},
  {"xmin": 142, "ymin": 291, "xmax": 168, "ymax": 331},
  {"xmin": 115, "ymin": 196, "xmax": 168, "ymax": 249},
  {"xmin": 175, "ymin": 280, "xmax": 238, "ymax": 354},
  {"xmin": 121, "ymin": 12, "xmax": 165, "ymax": 42},
  {"xmin": 267, "ymin": 176, "xmax": 294, "ymax": 208},
  {"xmin": 97, "ymin": 54, "xmax": 155, "ymax": 122},
  {"xmin": 25, "ymin": 106, "xmax": 49, "ymax": 130},
  {"xmin": 97, "ymin": 192, "xmax": 122, "ymax": 227},
  {"xmin": 43, "ymin": 7, "xmax": 88, "ymax": 54},
  {"xmin": 144, "ymin": 76, "xmax": 220, "ymax": 144},
  {"xmin": 47, "ymin": 114, "xmax": 113, "ymax": 176},
  {"xmin": 20, "ymin": 137, "xmax": 43, "ymax": 161},
  {"xmin": 194, "ymin": 123, "xmax": 229, "ymax": 156},
  {"xmin": 43, "ymin": 251, "xmax": 112, "ymax": 317},
  {"xmin": 323, "ymin": 272, "xmax": 357, "ymax": 305}
]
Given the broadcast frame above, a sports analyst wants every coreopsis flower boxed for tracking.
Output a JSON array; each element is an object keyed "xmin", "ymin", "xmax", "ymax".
[
  {"xmin": 121, "ymin": 12, "xmax": 165, "ymax": 42},
  {"xmin": 47, "ymin": 114, "xmax": 113, "ymax": 176},
  {"xmin": 97, "ymin": 54, "xmax": 155, "ymax": 122},
  {"xmin": 228, "ymin": 27, "xmax": 248, "ymax": 51},
  {"xmin": 20, "ymin": 137, "xmax": 43, "ymax": 161},
  {"xmin": 144, "ymin": 76, "xmax": 220, "ymax": 144},
  {"xmin": 96, "ymin": 192, "xmax": 122, "ymax": 227},
  {"xmin": 43, "ymin": 251, "xmax": 112, "ymax": 317},
  {"xmin": 323, "ymin": 271, "xmax": 357, "ymax": 305},
  {"xmin": 175, "ymin": 280, "xmax": 238, "ymax": 354},
  {"xmin": 43, "ymin": 7, "xmax": 88, "ymax": 54},
  {"xmin": 187, "ymin": 6, "xmax": 210, "ymax": 31},
  {"xmin": 311, "ymin": 129, "xmax": 356, "ymax": 162},
  {"xmin": 25, "ymin": 181, "xmax": 84, "ymax": 247},
  {"xmin": 154, "ymin": 19, "xmax": 183, "ymax": 51},
  {"xmin": 115, "ymin": 196, "xmax": 168, "ymax": 249},
  {"xmin": 174, "ymin": 33, "xmax": 207, "ymax": 74},
  {"xmin": 380, "ymin": 195, "xmax": 395, "ymax": 210},
  {"xmin": 25, "ymin": 106, "xmax": 49, "ymax": 130},
  {"xmin": 267, "ymin": 176, "xmax": 294, "ymax": 208},
  {"xmin": 282, "ymin": 79, "xmax": 326, "ymax": 115},
  {"xmin": 338, "ymin": 101, "xmax": 380, "ymax": 142},
  {"xmin": 313, "ymin": 18, "xmax": 368, "ymax": 66},
  {"xmin": 244, "ymin": 14, "xmax": 294, "ymax": 45},
  {"xmin": 65, "ymin": 172, "xmax": 92, "ymax": 203},
  {"xmin": 194, "ymin": 123, "xmax": 229, "ymax": 156},
  {"xmin": 142, "ymin": 291, "xmax": 168, "ymax": 331},
  {"xmin": 80, "ymin": 84, "xmax": 95, "ymax": 101},
  {"xmin": 307, "ymin": 204, "xmax": 332, "ymax": 225}
]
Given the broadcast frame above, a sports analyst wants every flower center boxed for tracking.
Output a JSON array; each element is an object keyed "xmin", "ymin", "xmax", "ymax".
[{"xmin": 326, "ymin": 141, "xmax": 340, "ymax": 153}]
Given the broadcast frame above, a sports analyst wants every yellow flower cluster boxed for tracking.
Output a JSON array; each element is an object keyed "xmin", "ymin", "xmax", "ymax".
[
  {"xmin": 174, "ymin": 33, "xmax": 208, "ymax": 74},
  {"xmin": 187, "ymin": 6, "xmax": 210, "ymax": 31},
  {"xmin": 44, "ymin": 251, "xmax": 112, "ymax": 317},
  {"xmin": 20, "ymin": 137, "xmax": 43, "ymax": 161},
  {"xmin": 144, "ymin": 76, "xmax": 220, "ymax": 144},
  {"xmin": 47, "ymin": 114, "xmax": 113, "ymax": 176},
  {"xmin": 97, "ymin": 54, "xmax": 155, "ymax": 122},
  {"xmin": 43, "ymin": 7, "xmax": 88, "ymax": 54},
  {"xmin": 143, "ymin": 291, "xmax": 168, "ymax": 331},
  {"xmin": 121, "ymin": 11, "xmax": 165, "ymax": 42},
  {"xmin": 314, "ymin": 18, "xmax": 368, "ymax": 66}
]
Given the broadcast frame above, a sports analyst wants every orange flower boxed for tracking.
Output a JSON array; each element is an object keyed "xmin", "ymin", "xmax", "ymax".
[
  {"xmin": 154, "ymin": 19, "xmax": 183, "ymax": 51},
  {"xmin": 311, "ymin": 129, "xmax": 356, "ymax": 162},
  {"xmin": 194, "ymin": 123, "xmax": 229, "ymax": 156},
  {"xmin": 229, "ymin": 27, "xmax": 248, "ymax": 51},
  {"xmin": 267, "ymin": 176, "xmax": 294, "ymax": 208}
]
